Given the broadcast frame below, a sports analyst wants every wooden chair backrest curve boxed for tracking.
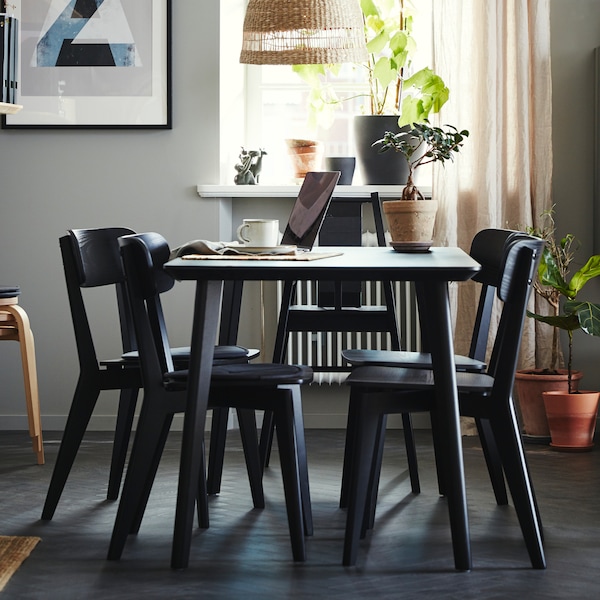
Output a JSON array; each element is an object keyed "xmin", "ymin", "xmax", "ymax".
[
  {"xmin": 61, "ymin": 227, "xmax": 136, "ymax": 370},
  {"xmin": 485, "ymin": 235, "xmax": 544, "ymax": 401}
]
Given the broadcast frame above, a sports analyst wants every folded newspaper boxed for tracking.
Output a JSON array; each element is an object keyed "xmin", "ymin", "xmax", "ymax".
[{"xmin": 169, "ymin": 240, "xmax": 297, "ymax": 260}]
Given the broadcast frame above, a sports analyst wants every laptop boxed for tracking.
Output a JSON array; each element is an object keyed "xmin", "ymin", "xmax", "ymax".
[{"xmin": 280, "ymin": 171, "xmax": 340, "ymax": 251}]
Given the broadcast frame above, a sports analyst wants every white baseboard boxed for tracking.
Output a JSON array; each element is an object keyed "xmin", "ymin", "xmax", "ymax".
[{"xmin": 1, "ymin": 411, "xmax": 431, "ymax": 432}]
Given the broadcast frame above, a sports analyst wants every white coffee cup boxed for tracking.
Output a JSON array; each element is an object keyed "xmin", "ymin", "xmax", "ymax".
[{"xmin": 236, "ymin": 219, "xmax": 279, "ymax": 247}]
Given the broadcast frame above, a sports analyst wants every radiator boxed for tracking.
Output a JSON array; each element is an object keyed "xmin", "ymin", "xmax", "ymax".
[{"xmin": 276, "ymin": 278, "xmax": 421, "ymax": 385}]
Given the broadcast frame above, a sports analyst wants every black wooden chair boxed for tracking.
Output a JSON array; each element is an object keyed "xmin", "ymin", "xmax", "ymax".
[
  {"xmin": 42, "ymin": 228, "xmax": 254, "ymax": 520},
  {"xmin": 107, "ymin": 232, "xmax": 313, "ymax": 563},
  {"xmin": 341, "ymin": 231, "xmax": 546, "ymax": 568},
  {"xmin": 340, "ymin": 229, "xmax": 536, "ymax": 508},
  {"xmin": 261, "ymin": 193, "xmax": 419, "ymax": 488}
]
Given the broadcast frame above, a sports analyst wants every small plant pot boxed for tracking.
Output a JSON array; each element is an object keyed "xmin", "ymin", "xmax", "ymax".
[
  {"xmin": 324, "ymin": 156, "xmax": 355, "ymax": 185},
  {"xmin": 515, "ymin": 369, "xmax": 582, "ymax": 440},
  {"xmin": 286, "ymin": 139, "xmax": 323, "ymax": 179},
  {"xmin": 382, "ymin": 200, "xmax": 438, "ymax": 249},
  {"xmin": 542, "ymin": 390, "xmax": 599, "ymax": 451}
]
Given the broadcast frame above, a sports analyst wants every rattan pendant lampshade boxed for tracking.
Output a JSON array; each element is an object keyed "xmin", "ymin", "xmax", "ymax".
[{"xmin": 240, "ymin": 0, "xmax": 367, "ymax": 65}]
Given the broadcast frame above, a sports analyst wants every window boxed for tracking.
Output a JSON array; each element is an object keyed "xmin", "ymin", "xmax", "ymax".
[{"xmin": 220, "ymin": 0, "xmax": 433, "ymax": 185}]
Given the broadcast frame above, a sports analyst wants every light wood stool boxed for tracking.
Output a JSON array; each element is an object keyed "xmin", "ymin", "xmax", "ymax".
[{"xmin": 0, "ymin": 286, "xmax": 44, "ymax": 464}]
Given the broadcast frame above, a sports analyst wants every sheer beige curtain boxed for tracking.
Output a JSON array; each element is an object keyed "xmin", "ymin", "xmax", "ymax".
[{"xmin": 431, "ymin": 0, "xmax": 553, "ymax": 368}]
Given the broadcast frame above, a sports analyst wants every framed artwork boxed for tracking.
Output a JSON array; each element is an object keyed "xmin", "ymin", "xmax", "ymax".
[{"xmin": 2, "ymin": 0, "xmax": 171, "ymax": 129}]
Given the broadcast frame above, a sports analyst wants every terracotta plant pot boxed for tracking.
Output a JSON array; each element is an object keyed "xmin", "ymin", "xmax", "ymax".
[
  {"xmin": 382, "ymin": 200, "xmax": 438, "ymax": 244},
  {"xmin": 515, "ymin": 369, "xmax": 582, "ymax": 440},
  {"xmin": 286, "ymin": 139, "xmax": 323, "ymax": 179},
  {"xmin": 542, "ymin": 390, "xmax": 599, "ymax": 451}
]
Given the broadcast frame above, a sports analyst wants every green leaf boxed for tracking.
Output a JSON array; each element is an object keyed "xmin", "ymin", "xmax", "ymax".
[
  {"xmin": 399, "ymin": 96, "xmax": 422, "ymax": 126},
  {"xmin": 366, "ymin": 28, "xmax": 388, "ymax": 54},
  {"xmin": 373, "ymin": 57, "xmax": 398, "ymax": 90},
  {"xmin": 569, "ymin": 255, "xmax": 600, "ymax": 296},
  {"xmin": 360, "ymin": 0, "xmax": 379, "ymax": 18},
  {"xmin": 389, "ymin": 31, "xmax": 409, "ymax": 58},
  {"xmin": 565, "ymin": 301, "xmax": 600, "ymax": 336},
  {"xmin": 539, "ymin": 247, "xmax": 572, "ymax": 297},
  {"xmin": 527, "ymin": 310, "xmax": 581, "ymax": 332}
]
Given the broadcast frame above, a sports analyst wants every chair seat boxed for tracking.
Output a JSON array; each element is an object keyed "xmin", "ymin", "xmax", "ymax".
[
  {"xmin": 341, "ymin": 348, "xmax": 486, "ymax": 371},
  {"xmin": 0, "ymin": 285, "xmax": 20, "ymax": 298},
  {"xmin": 346, "ymin": 364, "xmax": 494, "ymax": 394},
  {"xmin": 165, "ymin": 363, "xmax": 313, "ymax": 389},
  {"xmin": 121, "ymin": 345, "xmax": 255, "ymax": 363}
]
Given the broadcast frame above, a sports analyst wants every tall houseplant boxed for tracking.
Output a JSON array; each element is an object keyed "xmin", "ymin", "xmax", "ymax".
[
  {"xmin": 293, "ymin": 0, "xmax": 450, "ymax": 184},
  {"xmin": 522, "ymin": 212, "xmax": 600, "ymax": 448},
  {"xmin": 516, "ymin": 211, "xmax": 585, "ymax": 438},
  {"xmin": 372, "ymin": 121, "xmax": 468, "ymax": 249}
]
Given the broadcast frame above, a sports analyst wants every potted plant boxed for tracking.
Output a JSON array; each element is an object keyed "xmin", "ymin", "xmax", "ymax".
[
  {"xmin": 515, "ymin": 211, "xmax": 580, "ymax": 439},
  {"xmin": 293, "ymin": 0, "xmax": 450, "ymax": 184},
  {"xmin": 372, "ymin": 120, "xmax": 468, "ymax": 250},
  {"xmin": 522, "ymin": 212, "xmax": 600, "ymax": 450},
  {"xmin": 285, "ymin": 139, "xmax": 324, "ymax": 180}
]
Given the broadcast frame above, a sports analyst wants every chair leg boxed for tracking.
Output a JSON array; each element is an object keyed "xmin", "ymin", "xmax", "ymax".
[
  {"xmin": 196, "ymin": 438, "xmax": 210, "ymax": 530},
  {"xmin": 273, "ymin": 400, "xmax": 306, "ymax": 562},
  {"xmin": 236, "ymin": 408, "xmax": 265, "ymax": 508},
  {"xmin": 343, "ymin": 391, "xmax": 381, "ymax": 566},
  {"xmin": 259, "ymin": 410, "xmax": 275, "ymax": 469},
  {"xmin": 489, "ymin": 402, "xmax": 546, "ymax": 569},
  {"xmin": 339, "ymin": 392, "xmax": 359, "ymax": 509},
  {"xmin": 9, "ymin": 305, "xmax": 44, "ymax": 465},
  {"xmin": 108, "ymin": 399, "xmax": 174, "ymax": 560},
  {"xmin": 288, "ymin": 385, "xmax": 313, "ymax": 536},
  {"xmin": 475, "ymin": 417, "xmax": 509, "ymax": 505},
  {"xmin": 362, "ymin": 413, "xmax": 387, "ymax": 536},
  {"xmin": 129, "ymin": 414, "xmax": 175, "ymax": 535},
  {"xmin": 107, "ymin": 387, "xmax": 139, "ymax": 500},
  {"xmin": 207, "ymin": 407, "xmax": 230, "ymax": 495},
  {"xmin": 41, "ymin": 379, "xmax": 100, "ymax": 520},
  {"xmin": 401, "ymin": 412, "xmax": 421, "ymax": 494}
]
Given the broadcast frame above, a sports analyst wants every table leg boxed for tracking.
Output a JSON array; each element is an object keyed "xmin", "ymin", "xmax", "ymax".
[
  {"xmin": 419, "ymin": 281, "xmax": 472, "ymax": 572},
  {"xmin": 171, "ymin": 279, "xmax": 223, "ymax": 569}
]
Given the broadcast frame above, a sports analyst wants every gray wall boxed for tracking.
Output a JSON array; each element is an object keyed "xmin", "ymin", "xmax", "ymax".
[
  {"xmin": 1, "ymin": 1, "xmax": 600, "ymax": 431},
  {"xmin": 0, "ymin": 1, "xmax": 221, "ymax": 429},
  {"xmin": 551, "ymin": 0, "xmax": 600, "ymax": 389}
]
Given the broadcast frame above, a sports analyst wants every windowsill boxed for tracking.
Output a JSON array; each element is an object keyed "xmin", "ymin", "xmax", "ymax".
[{"xmin": 197, "ymin": 184, "xmax": 431, "ymax": 199}]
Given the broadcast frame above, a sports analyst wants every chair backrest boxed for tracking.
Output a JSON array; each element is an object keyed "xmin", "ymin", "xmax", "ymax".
[
  {"xmin": 118, "ymin": 232, "xmax": 184, "ymax": 384},
  {"xmin": 316, "ymin": 192, "xmax": 387, "ymax": 308},
  {"xmin": 466, "ymin": 229, "xmax": 539, "ymax": 362},
  {"xmin": 483, "ymin": 233, "xmax": 544, "ymax": 399},
  {"xmin": 61, "ymin": 227, "xmax": 137, "ymax": 370},
  {"xmin": 415, "ymin": 229, "xmax": 539, "ymax": 365},
  {"xmin": 274, "ymin": 192, "xmax": 401, "ymax": 365}
]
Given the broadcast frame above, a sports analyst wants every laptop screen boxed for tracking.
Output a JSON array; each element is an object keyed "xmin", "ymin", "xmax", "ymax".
[{"xmin": 280, "ymin": 171, "xmax": 340, "ymax": 250}]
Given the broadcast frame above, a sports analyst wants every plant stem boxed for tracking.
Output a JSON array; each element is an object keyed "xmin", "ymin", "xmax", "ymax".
[
  {"xmin": 568, "ymin": 330, "xmax": 573, "ymax": 394},
  {"xmin": 394, "ymin": 0, "xmax": 405, "ymax": 113}
]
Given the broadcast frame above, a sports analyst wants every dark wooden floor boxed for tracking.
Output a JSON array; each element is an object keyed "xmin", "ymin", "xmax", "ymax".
[{"xmin": 1, "ymin": 427, "xmax": 598, "ymax": 599}]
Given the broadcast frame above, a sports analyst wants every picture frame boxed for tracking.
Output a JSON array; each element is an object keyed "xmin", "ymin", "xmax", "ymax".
[{"xmin": 2, "ymin": 0, "xmax": 171, "ymax": 129}]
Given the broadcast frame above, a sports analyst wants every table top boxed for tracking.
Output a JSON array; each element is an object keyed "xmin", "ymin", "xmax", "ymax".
[{"xmin": 164, "ymin": 246, "xmax": 481, "ymax": 283}]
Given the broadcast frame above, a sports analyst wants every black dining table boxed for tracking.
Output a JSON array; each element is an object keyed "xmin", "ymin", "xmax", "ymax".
[{"xmin": 163, "ymin": 246, "xmax": 481, "ymax": 570}]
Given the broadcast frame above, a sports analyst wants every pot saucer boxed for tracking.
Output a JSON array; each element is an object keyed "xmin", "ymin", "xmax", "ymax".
[{"xmin": 390, "ymin": 241, "xmax": 433, "ymax": 253}]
